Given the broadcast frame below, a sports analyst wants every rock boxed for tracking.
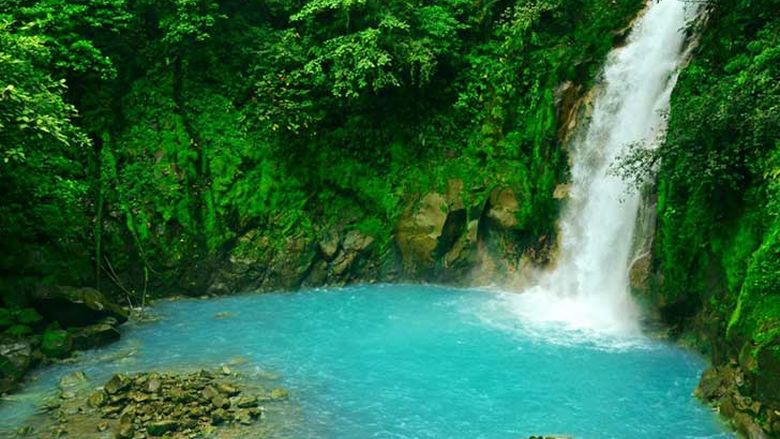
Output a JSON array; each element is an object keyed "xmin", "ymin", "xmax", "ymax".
[
  {"xmin": 270, "ymin": 388, "xmax": 289, "ymax": 400},
  {"xmin": 128, "ymin": 390, "xmax": 150, "ymax": 403},
  {"xmin": 236, "ymin": 395, "xmax": 258, "ymax": 408},
  {"xmin": 87, "ymin": 390, "xmax": 108, "ymax": 408},
  {"xmin": 211, "ymin": 408, "xmax": 229, "ymax": 425},
  {"xmin": 59, "ymin": 371, "xmax": 88, "ymax": 389},
  {"xmin": 35, "ymin": 368, "xmax": 281, "ymax": 439},
  {"xmin": 70, "ymin": 322, "xmax": 121, "ymax": 351},
  {"xmin": 147, "ymin": 420, "xmax": 178, "ymax": 436},
  {"xmin": 236, "ymin": 409, "xmax": 253, "ymax": 425},
  {"xmin": 113, "ymin": 425, "xmax": 133, "ymax": 438},
  {"xmin": 553, "ymin": 184, "xmax": 571, "ymax": 200},
  {"xmin": 486, "ymin": 187, "xmax": 520, "ymax": 230},
  {"xmin": 696, "ymin": 367, "xmax": 723, "ymax": 401},
  {"xmin": 0, "ymin": 338, "xmax": 32, "ymax": 393},
  {"xmin": 342, "ymin": 230, "xmax": 374, "ymax": 252},
  {"xmin": 734, "ymin": 411, "xmax": 770, "ymax": 439},
  {"xmin": 214, "ymin": 311, "xmax": 235, "ymax": 320},
  {"xmin": 146, "ymin": 376, "xmax": 161, "ymax": 393},
  {"xmin": 211, "ymin": 394, "xmax": 230, "ymax": 409},
  {"xmin": 41, "ymin": 329, "xmax": 72, "ymax": 359},
  {"xmin": 202, "ymin": 385, "xmax": 219, "ymax": 400},
  {"xmin": 216, "ymin": 382, "xmax": 240, "ymax": 396},
  {"xmin": 628, "ymin": 252, "xmax": 652, "ymax": 293},
  {"xmin": 318, "ymin": 230, "xmax": 340, "ymax": 260},
  {"xmin": 104, "ymin": 373, "xmax": 132, "ymax": 395},
  {"xmin": 32, "ymin": 285, "xmax": 128, "ymax": 328},
  {"xmin": 396, "ymin": 193, "xmax": 449, "ymax": 271}
]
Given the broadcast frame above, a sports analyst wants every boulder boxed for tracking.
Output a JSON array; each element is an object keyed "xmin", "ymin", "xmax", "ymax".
[
  {"xmin": 32, "ymin": 286, "xmax": 128, "ymax": 328},
  {"xmin": 397, "ymin": 193, "xmax": 448, "ymax": 267},
  {"xmin": 40, "ymin": 329, "xmax": 72, "ymax": 359},
  {"xmin": 104, "ymin": 373, "xmax": 131, "ymax": 395},
  {"xmin": 696, "ymin": 367, "xmax": 724, "ymax": 401},
  {"xmin": 628, "ymin": 253, "xmax": 652, "ymax": 293},
  {"xmin": 70, "ymin": 321, "xmax": 121, "ymax": 351},
  {"xmin": 0, "ymin": 337, "xmax": 32, "ymax": 393}
]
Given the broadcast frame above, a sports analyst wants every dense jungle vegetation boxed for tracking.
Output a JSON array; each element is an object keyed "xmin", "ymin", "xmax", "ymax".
[{"xmin": 0, "ymin": 0, "xmax": 643, "ymax": 297}]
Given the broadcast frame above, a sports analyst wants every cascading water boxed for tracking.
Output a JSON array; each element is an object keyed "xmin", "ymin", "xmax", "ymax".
[{"xmin": 508, "ymin": 0, "xmax": 698, "ymax": 338}]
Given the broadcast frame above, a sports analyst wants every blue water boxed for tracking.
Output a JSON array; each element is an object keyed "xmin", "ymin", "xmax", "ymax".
[{"xmin": 0, "ymin": 285, "xmax": 730, "ymax": 438}]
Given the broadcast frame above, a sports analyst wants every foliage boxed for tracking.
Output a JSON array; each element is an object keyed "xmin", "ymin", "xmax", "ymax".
[
  {"xmin": 0, "ymin": 0, "xmax": 643, "ymax": 295},
  {"xmin": 649, "ymin": 0, "xmax": 780, "ymax": 374}
]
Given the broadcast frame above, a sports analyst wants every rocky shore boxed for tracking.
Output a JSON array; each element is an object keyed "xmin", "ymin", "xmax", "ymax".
[
  {"xmin": 1, "ymin": 286, "xmax": 128, "ymax": 395},
  {"xmin": 15, "ymin": 367, "xmax": 289, "ymax": 438},
  {"xmin": 696, "ymin": 361, "xmax": 780, "ymax": 438}
]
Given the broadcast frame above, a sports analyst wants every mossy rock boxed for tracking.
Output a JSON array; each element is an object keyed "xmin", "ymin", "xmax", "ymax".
[
  {"xmin": 3, "ymin": 325, "xmax": 32, "ymax": 337},
  {"xmin": 32, "ymin": 286, "xmax": 128, "ymax": 328},
  {"xmin": 0, "ymin": 308, "xmax": 43, "ymax": 330},
  {"xmin": 0, "ymin": 309, "xmax": 11, "ymax": 329},
  {"xmin": 41, "ymin": 329, "xmax": 72, "ymax": 359},
  {"xmin": 16, "ymin": 308, "xmax": 43, "ymax": 325}
]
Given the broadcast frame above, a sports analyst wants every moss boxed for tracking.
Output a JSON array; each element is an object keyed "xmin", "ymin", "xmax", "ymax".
[
  {"xmin": 41, "ymin": 329, "xmax": 72, "ymax": 359},
  {"xmin": 3, "ymin": 325, "xmax": 32, "ymax": 337}
]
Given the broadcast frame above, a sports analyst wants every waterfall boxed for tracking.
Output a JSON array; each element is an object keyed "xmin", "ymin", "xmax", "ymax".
[{"xmin": 509, "ymin": 0, "xmax": 698, "ymax": 337}]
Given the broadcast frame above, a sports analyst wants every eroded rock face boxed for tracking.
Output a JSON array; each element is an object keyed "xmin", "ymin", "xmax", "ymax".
[
  {"xmin": 395, "ymin": 180, "xmax": 474, "ymax": 276},
  {"xmin": 485, "ymin": 187, "xmax": 520, "ymax": 230},
  {"xmin": 396, "ymin": 192, "xmax": 449, "ymax": 272},
  {"xmin": 32, "ymin": 286, "xmax": 128, "ymax": 328}
]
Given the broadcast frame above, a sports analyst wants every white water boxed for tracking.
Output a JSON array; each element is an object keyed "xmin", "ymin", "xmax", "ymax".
[{"xmin": 508, "ymin": 0, "xmax": 697, "ymax": 339}]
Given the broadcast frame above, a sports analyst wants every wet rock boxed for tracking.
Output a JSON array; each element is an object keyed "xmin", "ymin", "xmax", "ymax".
[
  {"xmin": 59, "ymin": 371, "xmax": 88, "ymax": 387},
  {"xmin": 236, "ymin": 395, "xmax": 258, "ymax": 408},
  {"xmin": 696, "ymin": 367, "xmax": 724, "ymax": 401},
  {"xmin": 201, "ymin": 384, "xmax": 219, "ymax": 400},
  {"xmin": 70, "ymin": 322, "xmax": 121, "ymax": 351},
  {"xmin": 0, "ymin": 338, "xmax": 32, "ymax": 393},
  {"xmin": 147, "ymin": 420, "xmax": 178, "ymax": 436},
  {"xmin": 270, "ymin": 388, "xmax": 289, "ymax": 400},
  {"xmin": 146, "ymin": 375, "xmax": 161, "ymax": 393},
  {"xmin": 211, "ymin": 408, "xmax": 229, "ymax": 425},
  {"xmin": 486, "ymin": 187, "xmax": 520, "ymax": 230},
  {"xmin": 216, "ymin": 382, "xmax": 240, "ymax": 396},
  {"xmin": 87, "ymin": 390, "xmax": 108, "ymax": 408},
  {"xmin": 114, "ymin": 424, "xmax": 133, "ymax": 438},
  {"xmin": 104, "ymin": 373, "xmax": 132, "ymax": 395},
  {"xmin": 41, "ymin": 329, "xmax": 72, "ymax": 359},
  {"xmin": 32, "ymin": 285, "xmax": 128, "ymax": 328},
  {"xmin": 211, "ymin": 393, "xmax": 230, "ymax": 409}
]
